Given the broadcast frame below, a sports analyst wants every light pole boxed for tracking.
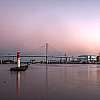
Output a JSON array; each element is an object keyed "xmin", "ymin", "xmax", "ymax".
[{"xmin": 46, "ymin": 43, "xmax": 48, "ymax": 64}]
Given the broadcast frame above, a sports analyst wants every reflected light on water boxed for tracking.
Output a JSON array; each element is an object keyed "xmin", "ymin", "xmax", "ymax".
[
  {"xmin": 16, "ymin": 72, "xmax": 21, "ymax": 96},
  {"xmin": 1, "ymin": 64, "xmax": 100, "ymax": 100},
  {"xmin": 88, "ymin": 65, "xmax": 100, "ymax": 81}
]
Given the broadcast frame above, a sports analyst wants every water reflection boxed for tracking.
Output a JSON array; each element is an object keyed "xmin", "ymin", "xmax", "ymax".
[
  {"xmin": 2, "ymin": 64, "xmax": 100, "ymax": 100},
  {"xmin": 45, "ymin": 64, "xmax": 48, "ymax": 100},
  {"xmin": 16, "ymin": 72, "xmax": 21, "ymax": 96},
  {"xmin": 88, "ymin": 65, "xmax": 100, "ymax": 81},
  {"xmin": 10, "ymin": 71, "xmax": 21, "ymax": 97}
]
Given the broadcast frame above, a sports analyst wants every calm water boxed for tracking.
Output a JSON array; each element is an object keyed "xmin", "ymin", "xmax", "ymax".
[{"xmin": 0, "ymin": 64, "xmax": 100, "ymax": 100}]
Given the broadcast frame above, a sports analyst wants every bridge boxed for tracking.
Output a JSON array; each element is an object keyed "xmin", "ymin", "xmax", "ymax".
[
  {"xmin": 0, "ymin": 55, "xmax": 74, "ymax": 64},
  {"xmin": 0, "ymin": 43, "xmax": 76, "ymax": 64}
]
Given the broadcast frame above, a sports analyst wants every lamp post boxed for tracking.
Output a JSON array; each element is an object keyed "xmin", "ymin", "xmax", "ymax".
[{"xmin": 46, "ymin": 43, "xmax": 48, "ymax": 64}]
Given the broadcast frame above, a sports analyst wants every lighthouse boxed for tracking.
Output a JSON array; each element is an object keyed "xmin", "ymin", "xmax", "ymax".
[
  {"xmin": 17, "ymin": 50, "xmax": 20, "ymax": 68},
  {"xmin": 10, "ymin": 50, "xmax": 28, "ymax": 71}
]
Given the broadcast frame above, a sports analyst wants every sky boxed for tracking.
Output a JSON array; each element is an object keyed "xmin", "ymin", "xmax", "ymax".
[{"xmin": 0, "ymin": 0, "xmax": 100, "ymax": 55}]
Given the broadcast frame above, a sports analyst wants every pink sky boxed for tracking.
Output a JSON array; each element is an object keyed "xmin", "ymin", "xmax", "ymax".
[{"xmin": 0, "ymin": 0, "xmax": 100, "ymax": 55}]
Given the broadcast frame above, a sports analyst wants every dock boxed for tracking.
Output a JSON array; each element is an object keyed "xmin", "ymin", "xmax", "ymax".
[{"xmin": 10, "ymin": 65, "xmax": 28, "ymax": 71}]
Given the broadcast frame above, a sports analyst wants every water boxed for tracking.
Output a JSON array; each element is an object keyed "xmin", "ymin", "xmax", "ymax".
[{"xmin": 0, "ymin": 64, "xmax": 100, "ymax": 100}]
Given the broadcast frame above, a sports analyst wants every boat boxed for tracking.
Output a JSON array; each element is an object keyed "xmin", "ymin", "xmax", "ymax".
[{"xmin": 10, "ymin": 65, "xmax": 28, "ymax": 71}]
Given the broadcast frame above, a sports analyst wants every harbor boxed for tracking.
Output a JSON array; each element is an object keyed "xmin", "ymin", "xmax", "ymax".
[
  {"xmin": 1, "ymin": 0, "xmax": 100, "ymax": 99},
  {"xmin": 0, "ymin": 44, "xmax": 100, "ymax": 65}
]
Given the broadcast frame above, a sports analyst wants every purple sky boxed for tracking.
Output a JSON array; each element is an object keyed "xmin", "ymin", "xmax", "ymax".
[{"xmin": 0, "ymin": 0, "xmax": 100, "ymax": 55}]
